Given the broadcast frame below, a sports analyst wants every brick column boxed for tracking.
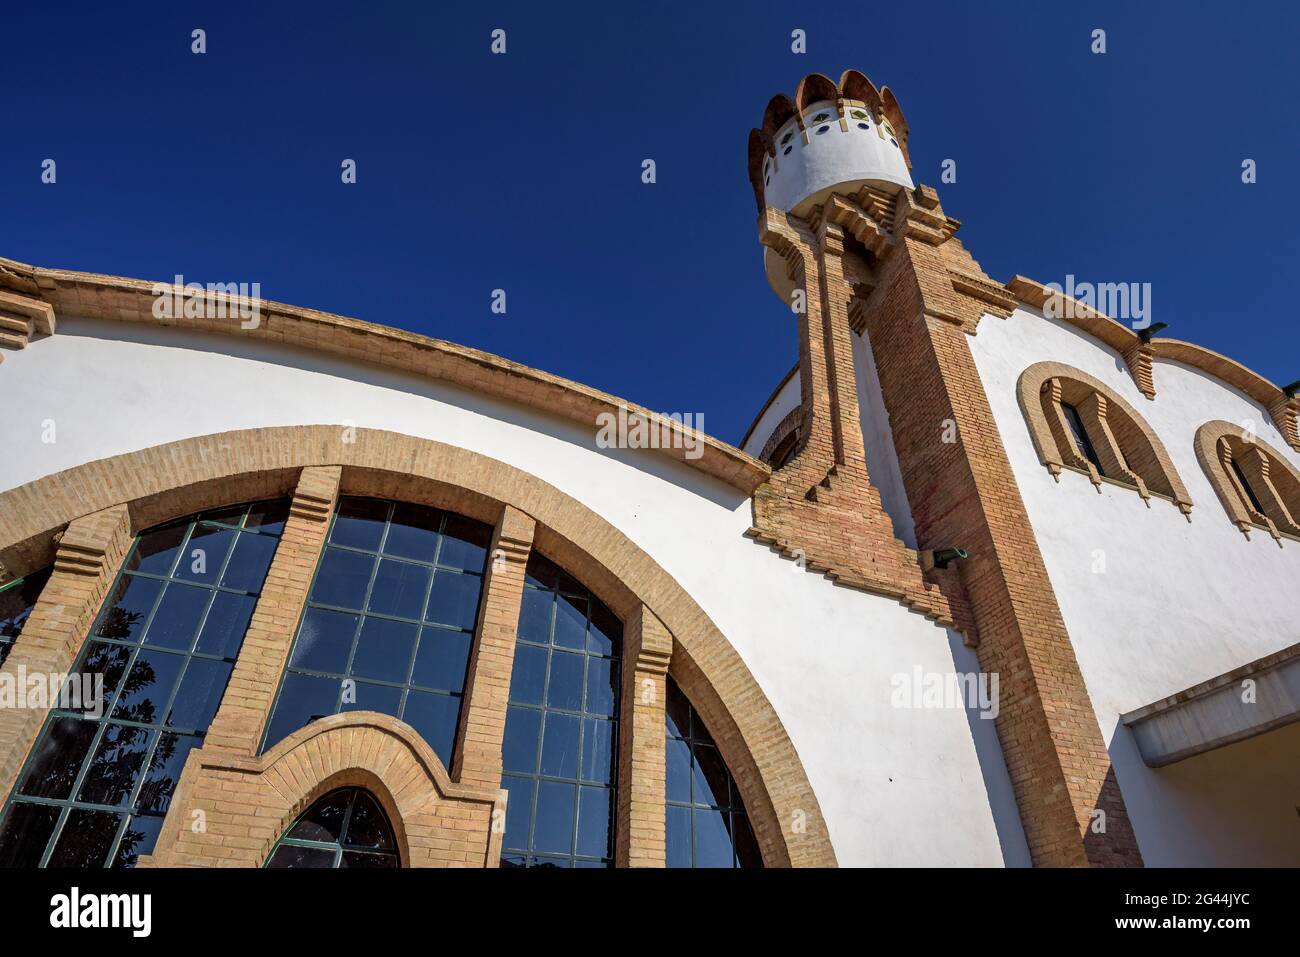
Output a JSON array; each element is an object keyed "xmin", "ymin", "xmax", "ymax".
[
  {"xmin": 615, "ymin": 604, "xmax": 672, "ymax": 867},
  {"xmin": 202, "ymin": 466, "xmax": 341, "ymax": 756},
  {"xmin": 451, "ymin": 505, "xmax": 534, "ymax": 789},
  {"xmin": 865, "ymin": 207, "xmax": 1142, "ymax": 866},
  {"xmin": 0, "ymin": 504, "xmax": 131, "ymax": 798}
]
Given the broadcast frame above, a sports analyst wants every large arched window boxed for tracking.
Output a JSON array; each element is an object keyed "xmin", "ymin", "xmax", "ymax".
[
  {"xmin": 1195, "ymin": 421, "xmax": 1300, "ymax": 542},
  {"xmin": 262, "ymin": 497, "xmax": 492, "ymax": 770},
  {"xmin": 0, "ymin": 567, "xmax": 52, "ymax": 667},
  {"xmin": 665, "ymin": 678, "xmax": 762, "ymax": 868},
  {"xmin": 264, "ymin": 787, "xmax": 398, "ymax": 868},
  {"xmin": 0, "ymin": 500, "xmax": 288, "ymax": 868},
  {"xmin": 500, "ymin": 552, "xmax": 622, "ymax": 868},
  {"xmin": 1017, "ymin": 362, "xmax": 1193, "ymax": 515}
]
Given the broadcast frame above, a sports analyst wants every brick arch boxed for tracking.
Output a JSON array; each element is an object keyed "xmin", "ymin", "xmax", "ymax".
[
  {"xmin": 1195, "ymin": 420, "xmax": 1300, "ymax": 542},
  {"xmin": 0, "ymin": 425, "xmax": 836, "ymax": 867},
  {"xmin": 1017, "ymin": 360, "xmax": 1193, "ymax": 514}
]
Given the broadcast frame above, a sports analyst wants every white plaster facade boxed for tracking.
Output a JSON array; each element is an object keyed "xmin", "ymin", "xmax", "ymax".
[
  {"xmin": 0, "ymin": 316, "xmax": 1030, "ymax": 867},
  {"xmin": 968, "ymin": 306, "xmax": 1300, "ymax": 866}
]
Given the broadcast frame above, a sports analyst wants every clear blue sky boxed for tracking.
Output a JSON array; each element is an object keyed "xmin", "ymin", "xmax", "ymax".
[{"xmin": 4, "ymin": 1, "xmax": 1297, "ymax": 444}]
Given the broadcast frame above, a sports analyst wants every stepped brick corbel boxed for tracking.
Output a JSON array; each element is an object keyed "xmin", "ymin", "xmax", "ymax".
[{"xmin": 0, "ymin": 290, "xmax": 56, "ymax": 363}]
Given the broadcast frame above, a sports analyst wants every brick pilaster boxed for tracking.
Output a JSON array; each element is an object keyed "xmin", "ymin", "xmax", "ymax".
[
  {"xmin": 865, "ymin": 207, "xmax": 1142, "ymax": 866},
  {"xmin": 450, "ymin": 505, "xmax": 534, "ymax": 789},
  {"xmin": 202, "ymin": 466, "xmax": 341, "ymax": 756},
  {"xmin": 0, "ymin": 504, "xmax": 131, "ymax": 799},
  {"xmin": 615, "ymin": 604, "xmax": 672, "ymax": 867}
]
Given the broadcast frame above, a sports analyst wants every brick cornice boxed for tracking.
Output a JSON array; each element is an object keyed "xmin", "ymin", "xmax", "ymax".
[{"xmin": 0, "ymin": 256, "xmax": 768, "ymax": 495}]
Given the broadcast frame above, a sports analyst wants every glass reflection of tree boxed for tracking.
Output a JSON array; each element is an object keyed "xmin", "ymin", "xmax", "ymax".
[
  {"xmin": 98, "ymin": 606, "xmax": 143, "ymax": 641},
  {"xmin": 137, "ymin": 733, "xmax": 180, "ymax": 813}
]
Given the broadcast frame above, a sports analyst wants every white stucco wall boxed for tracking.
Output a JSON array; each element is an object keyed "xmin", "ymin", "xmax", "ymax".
[
  {"xmin": 969, "ymin": 307, "xmax": 1300, "ymax": 865},
  {"xmin": 1, "ymin": 318, "xmax": 1030, "ymax": 867}
]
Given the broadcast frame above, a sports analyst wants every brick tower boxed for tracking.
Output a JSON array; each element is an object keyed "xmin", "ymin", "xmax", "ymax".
[{"xmin": 746, "ymin": 70, "xmax": 1144, "ymax": 867}]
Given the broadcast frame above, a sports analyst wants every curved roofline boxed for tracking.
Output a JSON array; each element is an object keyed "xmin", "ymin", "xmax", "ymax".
[
  {"xmin": 0, "ymin": 256, "xmax": 770, "ymax": 495},
  {"xmin": 740, "ymin": 361, "xmax": 799, "ymax": 452}
]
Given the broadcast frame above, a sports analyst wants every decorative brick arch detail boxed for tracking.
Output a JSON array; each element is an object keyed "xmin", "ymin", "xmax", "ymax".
[
  {"xmin": 1017, "ymin": 361, "xmax": 1193, "ymax": 515},
  {"xmin": 1194, "ymin": 420, "xmax": 1300, "ymax": 543},
  {"xmin": 147, "ymin": 712, "xmax": 503, "ymax": 867},
  {"xmin": 0, "ymin": 426, "xmax": 835, "ymax": 867}
]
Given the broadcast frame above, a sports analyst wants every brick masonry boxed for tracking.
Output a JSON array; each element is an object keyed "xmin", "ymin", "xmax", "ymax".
[{"xmin": 616, "ymin": 604, "xmax": 672, "ymax": 867}]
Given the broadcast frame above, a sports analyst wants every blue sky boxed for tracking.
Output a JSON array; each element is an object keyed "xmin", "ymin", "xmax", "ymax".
[{"xmin": 4, "ymin": 1, "xmax": 1297, "ymax": 443}]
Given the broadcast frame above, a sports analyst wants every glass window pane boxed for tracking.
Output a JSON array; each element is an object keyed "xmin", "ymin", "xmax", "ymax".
[
  {"xmin": 220, "ymin": 532, "xmax": 278, "ymax": 593},
  {"xmin": 77, "ymin": 723, "xmax": 153, "ymax": 806},
  {"xmin": 288, "ymin": 789, "xmax": 350, "ymax": 843},
  {"xmin": 290, "ymin": 608, "xmax": 358, "ymax": 674},
  {"xmin": 94, "ymin": 575, "xmax": 162, "ymax": 642},
  {"xmin": 553, "ymin": 593, "xmax": 586, "ymax": 649},
  {"xmin": 666, "ymin": 805, "xmax": 692, "ymax": 868},
  {"xmin": 693, "ymin": 807, "xmax": 735, "ymax": 868},
  {"xmin": 143, "ymin": 582, "xmax": 210, "ymax": 650},
  {"xmin": 74, "ymin": 642, "xmax": 132, "ymax": 715},
  {"xmin": 585, "ymin": 657, "xmax": 617, "ymax": 717},
  {"xmin": 384, "ymin": 503, "xmax": 442, "ymax": 562},
  {"xmin": 340, "ymin": 850, "xmax": 399, "ymax": 868},
  {"xmin": 125, "ymin": 523, "xmax": 186, "ymax": 576},
  {"xmin": 244, "ymin": 500, "xmax": 289, "ymax": 535},
  {"xmin": 367, "ymin": 558, "xmax": 431, "ymax": 621},
  {"xmin": 309, "ymin": 548, "xmax": 375, "ymax": 611},
  {"xmin": 343, "ymin": 792, "xmax": 395, "ymax": 850},
  {"xmin": 112, "ymin": 649, "xmax": 185, "ymax": 724},
  {"xmin": 46, "ymin": 809, "xmax": 123, "ymax": 868},
  {"xmin": 437, "ymin": 516, "xmax": 490, "ymax": 571},
  {"xmin": 424, "ymin": 570, "xmax": 481, "ymax": 631},
  {"xmin": 502, "ymin": 706, "xmax": 542, "ymax": 775},
  {"xmin": 114, "ymin": 814, "xmax": 165, "ymax": 868},
  {"xmin": 575, "ymin": 786, "xmax": 613, "ymax": 859},
  {"xmin": 174, "ymin": 525, "xmax": 237, "ymax": 585},
  {"xmin": 539, "ymin": 712, "xmax": 580, "ymax": 779},
  {"xmin": 665, "ymin": 735, "xmax": 692, "ymax": 804},
  {"xmin": 350, "ymin": 617, "xmax": 418, "ymax": 684},
  {"xmin": 508, "ymin": 644, "xmax": 547, "ymax": 707},
  {"xmin": 0, "ymin": 802, "xmax": 61, "ymax": 867},
  {"xmin": 692, "ymin": 744, "xmax": 730, "ymax": 809},
  {"xmin": 501, "ymin": 775, "xmax": 534, "ymax": 853},
  {"xmin": 411, "ymin": 627, "xmax": 471, "ymax": 694},
  {"xmin": 167, "ymin": 658, "xmax": 233, "ymax": 731},
  {"xmin": 588, "ymin": 603, "xmax": 620, "ymax": 657},
  {"xmin": 532, "ymin": 781, "xmax": 576, "ymax": 856},
  {"xmin": 665, "ymin": 680, "xmax": 691, "ymax": 740},
  {"xmin": 401, "ymin": 691, "xmax": 459, "ymax": 768},
  {"xmin": 517, "ymin": 589, "xmax": 553, "ymax": 643},
  {"xmin": 546, "ymin": 651, "xmax": 584, "ymax": 712},
  {"xmin": 136, "ymin": 733, "xmax": 201, "ymax": 814},
  {"xmin": 264, "ymin": 673, "xmax": 340, "ymax": 749},
  {"xmin": 194, "ymin": 592, "xmax": 257, "ymax": 658},
  {"xmin": 580, "ymin": 717, "xmax": 615, "ymax": 785},
  {"xmin": 17, "ymin": 716, "xmax": 98, "ymax": 799},
  {"xmin": 329, "ymin": 497, "xmax": 389, "ymax": 551},
  {"xmin": 265, "ymin": 844, "xmax": 337, "ymax": 868},
  {"xmin": 0, "ymin": 568, "xmax": 51, "ymax": 642},
  {"xmin": 340, "ymin": 681, "xmax": 402, "ymax": 718},
  {"xmin": 733, "ymin": 812, "xmax": 762, "ymax": 868}
]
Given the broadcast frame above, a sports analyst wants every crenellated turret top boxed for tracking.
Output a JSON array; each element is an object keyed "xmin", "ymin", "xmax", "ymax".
[{"xmin": 748, "ymin": 70, "xmax": 913, "ymax": 214}]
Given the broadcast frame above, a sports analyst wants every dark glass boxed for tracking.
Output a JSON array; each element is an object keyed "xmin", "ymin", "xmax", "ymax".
[
  {"xmin": 310, "ymin": 548, "xmax": 375, "ymax": 611},
  {"xmin": 1231, "ymin": 457, "xmax": 1268, "ymax": 515},
  {"xmin": 245, "ymin": 500, "xmax": 289, "ymax": 535},
  {"xmin": 664, "ymin": 677, "xmax": 762, "ymax": 868},
  {"xmin": 0, "ymin": 569, "xmax": 53, "ymax": 659},
  {"xmin": 1060, "ymin": 401, "xmax": 1104, "ymax": 475},
  {"xmin": 264, "ymin": 499, "xmax": 490, "ymax": 765},
  {"xmin": 175, "ymin": 524, "xmax": 237, "ymax": 585},
  {"xmin": 46, "ymin": 808, "xmax": 124, "ymax": 868},
  {"xmin": 2, "ymin": 501, "xmax": 286, "ymax": 869},
  {"xmin": 17, "ymin": 717, "xmax": 98, "ymax": 799},
  {"xmin": 502, "ymin": 551, "xmax": 620, "ymax": 866},
  {"xmin": 264, "ymin": 787, "xmax": 399, "ymax": 869},
  {"xmin": 143, "ymin": 582, "xmax": 210, "ymax": 650},
  {"xmin": 0, "ymin": 802, "xmax": 60, "ymax": 867},
  {"xmin": 350, "ymin": 617, "xmax": 418, "ymax": 684}
]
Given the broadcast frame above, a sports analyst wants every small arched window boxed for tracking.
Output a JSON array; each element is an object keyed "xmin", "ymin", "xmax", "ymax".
[
  {"xmin": 665, "ymin": 678, "xmax": 761, "ymax": 867},
  {"xmin": 1195, "ymin": 421, "xmax": 1300, "ymax": 542},
  {"xmin": 0, "ymin": 567, "xmax": 52, "ymax": 667},
  {"xmin": 500, "ymin": 552, "xmax": 622, "ymax": 868},
  {"xmin": 1018, "ymin": 362, "xmax": 1193, "ymax": 516},
  {"xmin": 264, "ymin": 787, "xmax": 398, "ymax": 868},
  {"xmin": 263, "ymin": 497, "xmax": 492, "ymax": 768}
]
